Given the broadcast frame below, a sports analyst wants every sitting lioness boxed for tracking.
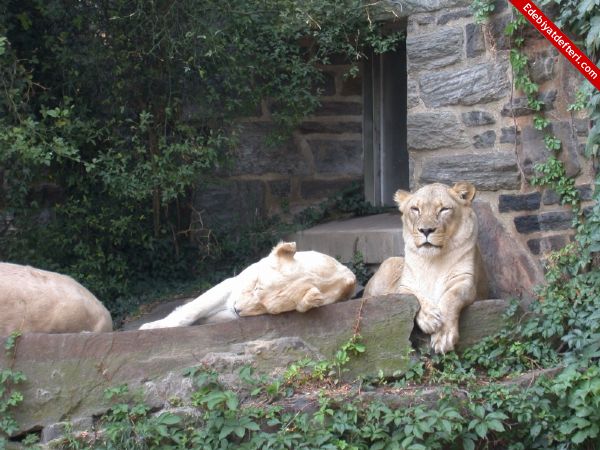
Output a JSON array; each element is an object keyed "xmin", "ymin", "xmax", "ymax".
[
  {"xmin": 140, "ymin": 242, "xmax": 356, "ymax": 329},
  {"xmin": 363, "ymin": 182, "xmax": 488, "ymax": 354},
  {"xmin": 0, "ymin": 262, "xmax": 113, "ymax": 335}
]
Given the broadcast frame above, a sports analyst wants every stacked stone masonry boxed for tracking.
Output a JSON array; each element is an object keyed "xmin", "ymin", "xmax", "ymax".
[
  {"xmin": 400, "ymin": 0, "xmax": 594, "ymax": 259},
  {"xmin": 193, "ymin": 62, "xmax": 364, "ymax": 228},
  {"xmin": 194, "ymin": 0, "xmax": 595, "ymax": 261}
]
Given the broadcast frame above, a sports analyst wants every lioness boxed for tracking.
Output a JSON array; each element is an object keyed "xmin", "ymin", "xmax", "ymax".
[
  {"xmin": 0, "ymin": 262, "xmax": 113, "ymax": 335},
  {"xmin": 363, "ymin": 182, "xmax": 488, "ymax": 354},
  {"xmin": 140, "ymin": 241, "xmax": 357, "ymax": 329}
]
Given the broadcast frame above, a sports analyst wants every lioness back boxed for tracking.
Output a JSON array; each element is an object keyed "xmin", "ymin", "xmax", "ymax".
[{"xmin": 0, "ymin": 263, "xmax": 113, "ymax": 335}]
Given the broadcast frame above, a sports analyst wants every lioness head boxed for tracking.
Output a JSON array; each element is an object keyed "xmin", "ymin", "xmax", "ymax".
[{"xmin": 394, "ymin": 181, "xmax": 477, "ymax": 256}]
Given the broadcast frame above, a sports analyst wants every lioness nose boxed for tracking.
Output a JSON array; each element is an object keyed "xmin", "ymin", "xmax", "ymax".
[{"xmin": 419, "ymin": 227, "xmax": 436, "ymax": 237}]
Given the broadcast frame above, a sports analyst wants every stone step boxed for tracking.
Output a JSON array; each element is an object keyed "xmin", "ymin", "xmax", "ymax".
[{"xmin": 288, "ymin": 213, "xmax": 403, "ymax": 264}]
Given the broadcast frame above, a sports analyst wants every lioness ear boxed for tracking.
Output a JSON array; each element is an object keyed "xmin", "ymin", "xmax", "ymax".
[
  {"xmin": 394, "ymin": 190, "xmax": 411, "ymax": 211},
  {"xmin": 451, "ymin": 181, "xmax": 476, "ymax": 205},
  {"xmin": 271, "ymin": 241, "xmax": 296, "ymax": 259}
]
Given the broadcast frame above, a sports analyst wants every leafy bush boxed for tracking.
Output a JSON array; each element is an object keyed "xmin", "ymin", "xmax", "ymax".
[{"xmin": 0, "ymin": 0, "xmax": 401, "ymax": 315}]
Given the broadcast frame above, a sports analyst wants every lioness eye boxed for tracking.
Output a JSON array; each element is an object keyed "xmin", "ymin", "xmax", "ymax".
[
  {"xmin": 440, "ymin": 207, "xmax": 452, "ymax": 214},
  {"xmin": 410, "ymin": 206, "xmax": 420, "ymax": 214}
]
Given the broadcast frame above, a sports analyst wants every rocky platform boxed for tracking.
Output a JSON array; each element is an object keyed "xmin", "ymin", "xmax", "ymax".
[{"xmin": 0, "ymin": 295, "xmax": 509, "ymax": 442}]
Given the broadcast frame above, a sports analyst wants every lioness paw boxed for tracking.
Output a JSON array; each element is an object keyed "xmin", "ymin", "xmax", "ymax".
[
  {"xmin": 139, "ymin": 320, "xmax": 173, "ymax": 330},
  {"xmin": 430, "ymin": 327, "xmax": 459, "ymax": 354},
  {"xmin": 416, "ymin": 307, "xmax": 443, "ymax": 334}
]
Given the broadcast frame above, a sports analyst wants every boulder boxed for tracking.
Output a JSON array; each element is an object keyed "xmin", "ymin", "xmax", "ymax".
[
  {"xmin": 0, "ymin": 295, "xmax": 419, "ymax": 436},
  {"xmin": 474, "ymin": 200, "xmax": 545, "ymax": 304}
]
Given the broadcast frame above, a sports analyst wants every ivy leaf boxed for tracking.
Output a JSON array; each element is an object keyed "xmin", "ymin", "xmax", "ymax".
[{"xmin": 463, "ymin": 437, "xmax": 475, "ymax": 450}]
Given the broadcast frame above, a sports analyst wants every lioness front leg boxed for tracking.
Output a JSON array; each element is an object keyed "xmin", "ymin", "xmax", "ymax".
[
  {"xmin": 429, "ymin": 275, "xmax": 476, "ymax": 353},
  {"xmin": 296, "ymin": 287, "xmax": 324, "ymax": 313},
  {"xmin": 416, "ymin": 302, "xmax": 443, "ymax": 334}
]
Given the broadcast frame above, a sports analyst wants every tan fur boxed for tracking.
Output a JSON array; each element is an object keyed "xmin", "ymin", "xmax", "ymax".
[
  {"xmin": 363, "ymin": 182, "xmax": 488, "ymax": 353},
  {"xmin": 140, "ymin": 242, "xmax": 357, "ymax": 329},
  {"xmin": 0, "ymin": 263, "xmax": 113, "ymax": 335}
]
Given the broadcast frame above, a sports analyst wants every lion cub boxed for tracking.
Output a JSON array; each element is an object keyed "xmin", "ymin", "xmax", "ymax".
[{"xmin": 363, "ymin": 182, "xmax": 488, "ymax": 353}]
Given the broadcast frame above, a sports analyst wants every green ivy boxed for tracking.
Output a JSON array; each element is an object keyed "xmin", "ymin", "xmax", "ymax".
[{"xmin": 0, "ymin": 0, "xmax": 401, "ymax": 317}]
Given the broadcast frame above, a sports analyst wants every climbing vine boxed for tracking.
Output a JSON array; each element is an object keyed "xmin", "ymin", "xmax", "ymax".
[{"xmin": 0, "ymin": 0, "xmax": 402, "ymax": 314}]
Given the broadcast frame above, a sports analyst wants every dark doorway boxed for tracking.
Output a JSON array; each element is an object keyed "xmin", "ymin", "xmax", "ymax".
[{"xmin": 362, "ymin": 33, "xmax": 408, "ymax": 206}]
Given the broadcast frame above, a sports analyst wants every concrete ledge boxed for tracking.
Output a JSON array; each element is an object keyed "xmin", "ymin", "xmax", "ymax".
[{"xmin": 289, "ymin": 213, "xmax": 403, "ymax": 264}]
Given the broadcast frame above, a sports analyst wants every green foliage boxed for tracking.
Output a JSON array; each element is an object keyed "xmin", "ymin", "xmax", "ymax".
[
  {"xmin": 0, "ymin": 333, "xmax": 26, "ymax": 449},
  {"xmin": 504, "ymin": 8, "xmax": 582, "ymax": 210},
  {"xmin": 0, "ymin": 0, "xmax": 399, "ymax": 316},
  {"xmin": 295, "ymin": 182, "xmax": 386, "ymax": 229},
  {"xmin": 345, "ymin": 251, "xmax": 370, "ymax": 286},
  {"xmin": 470, "ymin": 0, "xmax": 495, "ymax": 23}
]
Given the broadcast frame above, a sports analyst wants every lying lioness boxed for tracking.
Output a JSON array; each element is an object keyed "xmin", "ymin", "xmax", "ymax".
[
  {"xmin": 0, "ymin": 262, "xmax": 113, "ymax": 335},
  {"xmin": 140, "ymin": 242, "xmax": 357, "ymax": 329},
  {"xmin": 363, "ymin": 182, "xmax": 488, "ymax": 353}
]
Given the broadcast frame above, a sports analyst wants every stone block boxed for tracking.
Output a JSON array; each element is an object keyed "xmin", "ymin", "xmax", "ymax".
[
  {"xmin": 573, "ymin": 119, "xmax": 590, "ymax": 136},
  {"xmin": 269, "ymin": 180, "xmax": 291, "ymax": 198},
  {"xmin": 514, "ymin": 214, "xmax": 540, "ymax": 234},
  {"xmin": 520, "ymin": 122, "xmax": 581, "ymax": 179},
  {"xmin": 407, "ymin": 112, "xmax": 469, "ymax": 150},
  {"xmin": 298, "ymin": 121, "xmax": 362, "ymax": 134},
  {"xmin": 529, "ymin": 50, "xmax": 557, "ymax": 84},
  {"xmin": 0, "ymin": 295, "xmax": 419, "ymax": 435},
  {"xmin": 461, "ymin": 110, "xmax": 496, "ymax": 127},
  {"xmin": 313, "ymin": 101, "xmax": 362, "ymax": 116},
  {"xmin": 500, "ymin": 126, "xmax": 520, "ymax": 144},
  {"xmin": 437, "ymin": 8, "xmax": 472, "ymax": 25},
  {"xmin": 540, "ymin": 211, "xmax": 574, "ymax": 231},
  {"xmin": 230, "ymin": 122, "xmax": 310, "ymax": 176},
  {"xmin": 312, "ymin": 71, "xmax": 336, "ymax": 96},
  {"xmin": 193, "ymin": 180, "xmax": 266, "ymax": 228},
  {"xmin": 488, "ymin": 13, "xmax": 512, "ymax": 49},
  {"xmin": 41, "ymin": 417, "xmax": 93, "ymax": 444},
  {"xmin": 473, "ymin": 130, "xmax": 496, "ymax": 148},
  {"xmin": 551, "ymin": 121, "xmax": 582, "ymax": 178},
  {"xmin": 300, "ymin": 178, "xmax": 360, "ymax": 201},
  {"xmin": 407, "ymin": 27, "xmax": 464, "ymax": 71},
  {"xmin": 419, "ymin": 152, "xmax": 521, "ymax": 190},
  {"xmin": 498, "ymin": 192, "xmax": 541, "ymax": 212},
  {"xmin": 384, "ymin": 0, "xmax": 472, "ymax": 16},
  {"xmin": 543, "ymin": 184, "xmax": 593, "ymax": 205},
  {"xmin": 501, "ymin": 90, "xmax": 557, "ymax": 117},
  {"xmin": 457, "ymin": 300, "xmax": 512, "ymax": 349},
  {"xmin": 308, "ymin": 139, "xmax": 363, "ymax": 175},
  {"xmin": 466, "ymin": 23, "xmax": 485, "ymax": 58},
  {"xmin": 290, "ymin": 213, "xmax": 404, "ymax": 264},
  {"xmin": 407, "ymin": 78, "xmax": 420, "ymax": 109},
  {"xmin": 419, "ymin": 61, "xmax": 510, "ymax": 107},
  {"xmin": 340, "ymin": 74, "xmax": 362, "ymax": 96},
  {"xmin": 527, "ymin": 234, "xmax": 569, "ymax": 255},
  {"xmin": 474, "ymin": 201, "xmax": 544, "ymax": 302},
  {"xmin": 514, "ymin": 210, "xmax": 574, "ymax": 234},
  {"xmin": 411, "ymin": 299, "xmax": 511, "ymax": 351}
]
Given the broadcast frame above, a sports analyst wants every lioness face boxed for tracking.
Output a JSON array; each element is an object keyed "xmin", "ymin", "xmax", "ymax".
[{"xmin": 394, "ymin": 182, "xmax": 476, "ymax": 255}]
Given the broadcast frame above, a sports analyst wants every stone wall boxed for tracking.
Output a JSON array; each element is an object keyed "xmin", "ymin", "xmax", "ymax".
[
  {"xmin": 402, "ymin": 0, "xmax": 594, "ymax": 259},
  {"xmin": 193, "ymin": 62, "xmax": 364, "ymax": 228},
  {"xmin": 194, "ymin": 0, "xmax": 595, "ymax": 261}
]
